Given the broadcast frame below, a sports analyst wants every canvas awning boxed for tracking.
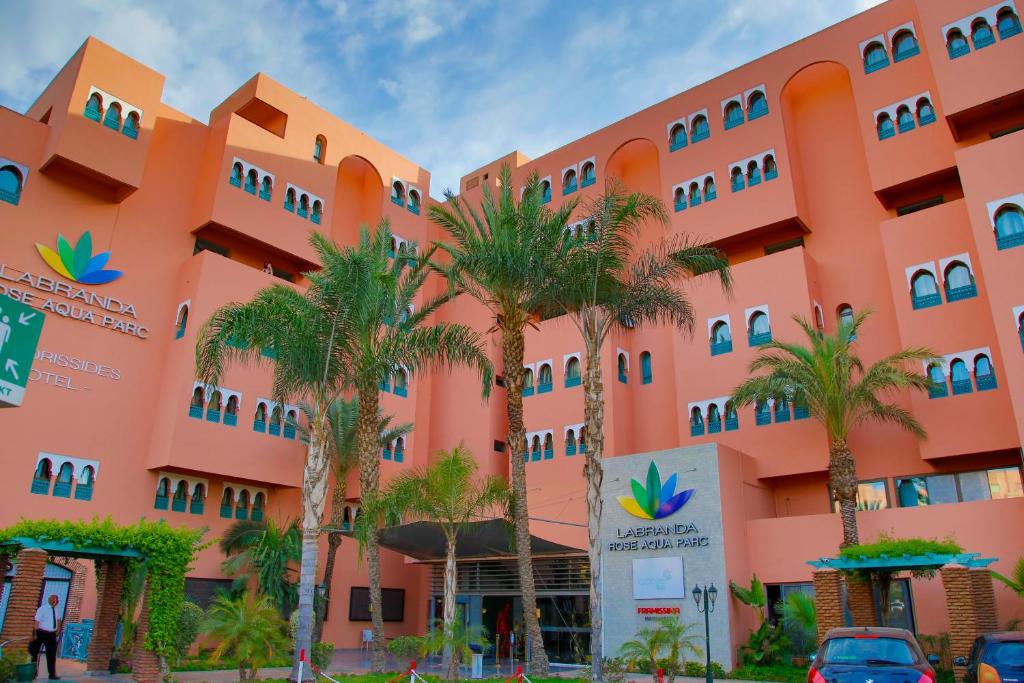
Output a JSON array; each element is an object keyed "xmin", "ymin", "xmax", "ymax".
[{"xmin": 367, "ymin": 519, "xmax": 584, "ymax": 562}]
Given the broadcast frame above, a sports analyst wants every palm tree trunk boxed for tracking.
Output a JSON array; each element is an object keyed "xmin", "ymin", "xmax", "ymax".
[
  {"xmin": 443, "ymin": 532, "xmax": 458, "ymax": 681},
  {"xmin": 503, "ymin": 326, "xmax": 550, "ymax": 674},
  {"xmin": 356, "ymin": 386, "xmax": 387, "ymax": 672},
  {"xmin": 316, "ymin": 475, "xmax": 348, "ymax": 643},
  {"xmin": 582, "ymin": 336, "xmax": 605, "ymax": 682},
  {"xmin": 828, "ymin": 439, "xmax": 860, "ymax": 547},
  {"xmin": 291, "ymin": 431, "xmax": 332, "ymax": 682}
]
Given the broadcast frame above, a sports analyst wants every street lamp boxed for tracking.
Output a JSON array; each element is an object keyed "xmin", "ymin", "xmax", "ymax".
[{"xmin": 692, "ymin": 584, "xmax": 718, "ymax": 683}]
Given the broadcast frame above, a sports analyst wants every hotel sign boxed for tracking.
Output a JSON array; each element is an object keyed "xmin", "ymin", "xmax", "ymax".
[{"xmin": 0, "ymin": 295, "xmax": 46, "ymax": 407}]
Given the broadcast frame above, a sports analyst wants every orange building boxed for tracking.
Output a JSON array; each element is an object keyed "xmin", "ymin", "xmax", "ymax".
[{"xmin": 1, "ymin": 0, "xmax": 1023, "ymax": 666}]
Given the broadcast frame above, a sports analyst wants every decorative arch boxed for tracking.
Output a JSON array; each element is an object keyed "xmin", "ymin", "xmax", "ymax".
[
  {"xmin": 314, "ymin": 134, "xmax": 327, "ymax": 164},
  {"xmin": 335, "ymin": 155, "xmax": 384, "ymax": 242}
]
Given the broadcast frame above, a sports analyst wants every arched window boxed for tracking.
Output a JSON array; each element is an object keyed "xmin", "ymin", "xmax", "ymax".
[
  {"xmin": 254, "ymin": 402, "xmax": 268, "ymax": 432},
  {"xmin": 586, "ymin": 219, "xmax": 597, "ymax": 242},
  {"xmin": 703, "ymin": 177, "xmax": 717, "ymax": 201},
  {"xmin": 391, "ymin": 181, "xmax": 406, "ymax": 205},
  {"xmin": 543, "ymin": 433, "xmax": 554, "ymax": 459},
  {"xmin": 724, "ymin": 101, "xmax": 743, "ymax": 129},
  {"xmin": 749, "ymin": 311, "xmax": 771, "ymax": 346},
  {"xmin": 220, "ymin": 487, "xmax": 235, "ymax": 518},
  {"xmin": 998, "ymin": 8, "xmax": 1023, "ymax": 39},
  {"xmin": 972, "ymin": 18, "xmax": 995, "ymax": 48},
  {"xmin": 283, "ymin": 187, "xmax": 297, "ymax": 212},
  {"xmin": 950, "ymin": 358, "xmax": 972, "ymax": 394},
  {"xmin": 748, "ymin": 91, "xmax": 768, "ymax": 119},
  {"xmin": 269, "ymin": 406, "xmax": 283, "ymax": 436},
  {"xmin": 566, "ymin": 429, "xmax": 578, "ymax": 456},
  {"xmin": 563, "ymin": 169, "xmax": 578, "ymax": 194},
  {"xmin": 206, "ymin": 390, "xmax": 222, "ymax": 422},
  {"xmin": 312, "ymin": 200, "xmax": 323, "ymax": 224},
  {"xmin": 617, "ymin": 353, "xmax": 628, "ymax": 383},
  {"xmin": 123, "ymin": 111, "xmax": 140, "ymax": 139},
  {"xmin": 284, "ymin": 409, "xmax": 298, "ymax": 439},
  {"xmin": 172, "ymin": 480, "xmax": 189, "ymax": 512},
  {"xmin": 944, "ymin": 261, "xmax": 976, "ymax": 301},
  {"xmin": 837, "ymin": 305, "xmax": 856, "ymax": 338},
  {"xmin": 75, "ymin": 465, "xmax": 95, "ymax": 501},
  {"xmin": 669, "ymin": 123, "xmax": 687, "ymax": 151},
  {"xmin": 260, "ymin": 176, "xmax": 273, "ymax": 201},
  {"xmin": 190, "ymin": 483, "xmax": 205, "ymax": 515},
  {"xmin": 224, "ymin": 396, "xmax": 239, "ymax": 426},
  {"xmin": 877, "ymin": 113, "xmax": 895, "ymax": 140},
  {"xmin": 394, "ymin": 437, "xmax": 405, "ymax": 463},
  {"xmin": 774, "ymin": 398, "xmax": 791, "ymax": 423},
  {"xmin": 235, "ymin": 490, "xmax": 250, "ymax": 520},
  {"xmin": 394, "ymin": 368, "xmax": 409, "ymax": 397},
  {"xmin": 690, "ymin": 115, "xmax": 709, "ymax": 142},
  {"xmin": 103, "ymin": 102, "xmax": 122, "ymax": 131},
  {"xmin": 730, "ymin": 167, "xmax": 744, "ymax": 192},
  {"xmin": 711, "ymin": 320, "xmax": 732, "ymax": 356},
  {"xmin": 916, "ymin": 98, "xmax": 936, "ymax": 126},
  {"xmin": 581, "ymin": 161, "xmax": 596, "ymax": 186},
  {"xmin": 538, "ymin": 363, "xmax": 552, "ymax": 392},
  {"xmin": 252, "ymin": 492, "xmax": 266, "ymax": 521},
  {"xmin": 947, "ymin": 28, "xmax": 970, "ymax": 58},
  {"xmin": 540, "ymin": 179, "xmax": 552, "ymax": 204},
  {"xmin": 230, "ymin": 162, "xmax": 243, "ymax": 188},
  {"xmin": 755, "ymin": 400, "xmax": 771, "ymax": 426},
  {"xmin": 0, "ymin": 165, "xmax": 23, "ymax": 205},
  {"xmin": 53, "ymin": 463, "xmax": 74, "ymax": 498},
  {"xmin": 174, "ymin": 305, "xmax": 188, "ymax": 340},
  {"xmin": 690, "ymin": 407, "xmax": 704, "ymax": 436},
  {"xmin": 530, "ymin": 435, "xmax": 542, "ymax": 462},
  {"xmin": 565, "ymin": 357, "xmax": 581, "ymax": 387},
  {"xmin": 747, "ymin": 160, "xmax": 761, "ymax": 186},
  {"xmin": 343, "ymin": 506, "xmax": 353, "ymax": 530},
  {"xmin": 863, "ymin": 41, "xmax": 889, "ymax": 73},
  {"xmin": 892, "ymin": 30, "xmax": 920, "ymax": 61},
  {"xmin": 189, "ymin": 387, "xmax": 204, "ymax": 419},
  {"xmin": 814, "ymin": 305, "xmax": 825, "ymax": 332},
  {"xmin": 298, "ymin": 194, "xmax": 310, "ymax": 218},
  {"xmin": 975, "ymin": 354, "xmax": 996, "ymax": 391},
  {"xmin": 154, "ymin": 477, "xmax": 170, "ymax": 510},
  {"xmin": 928, "ymin": 363, "xmax": 948, "ymax": 398},
  {"xmin": 31, "ymin": 459, "xmax": 53, "ymax": 495},
  {"xmin": 896, "ymin": 105, "xmax": 915, "ymax": 133},
  {"xmin": 688, "ymin": 182, "xmax": 701, "ymax": 207},
  {"xmin": 911, "ymin": 270, "xmax": 941, "ymax": 309},
  {"xmin": 673, "ymin": 186, "xmax": 686, "ymax": 212},
  {"xmin": 640, "ymin": 351, "xmax": 652, "ymax": 384},
  {"xmin": 408, "ymin": 189, "xmax": 421, "ymax": 214},
  {"xmin": 725, "ymin": 401, "xmax": 738, "ymax": 430},
  {"xmin": 382, "ymin": 439, "xmax": 393, "ymax": 460},
  {"xmin": 707, "ymin": 404, "xmax": 722, "ymax": 433},
  {"xmin": 763, "ymin": 155, "xmax": 778, "ymax": 181},
  {"xmin": 243, "ymin": 170, "xmax": 257, "ymax": 194},
  {"xmin": 995, "ymin": 204, "xmax": 1024, "ymax": 250},
  {"xmin": 314, "ymin": 135, "xmax": 327, "ymax": 164},
  {"xmin": 523, "ymin": 367, "xmax": 535, "ymax": 396},
  {"xmin": 84, "ymin": 93, "xmax": 103, "ymax": 121}
]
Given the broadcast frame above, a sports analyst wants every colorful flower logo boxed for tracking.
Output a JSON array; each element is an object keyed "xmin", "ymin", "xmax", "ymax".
[
  {"xmin": 617, "ymin": 461, "xmax": 695, "ymax": 520},
  {"xmin": 36, "ymin": 231, "xmax": 123, "ymax": 285}
]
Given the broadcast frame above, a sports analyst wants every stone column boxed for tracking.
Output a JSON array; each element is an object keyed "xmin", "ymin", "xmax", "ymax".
[
  {"xmin": 131, "ymin": 583, "xmax": 161, "ymax": 683},
  {"xmin": 846, "ymin": 577, "xmax": 877, "ymax": 627},
  {"xmin": 941, "ymin": 564, "xmax": 976, "ymax": 683},
  {"xmin": 968, "ymin": 568, "xmax": 999, "ymax": 634},
  {"xmin": 812, "ymin": 569, "xmax": 843, "ymax": 644},
  {"xmin": 53, "ymin": 557, "xmax": 87, "ymax": 624},
  {"xmin": 0, "ymin": 548, "xmax": 48, "ymax": 654},
  {"xmin": 86, "ymin": 560, "xmax": 127, "ymax": 674}
]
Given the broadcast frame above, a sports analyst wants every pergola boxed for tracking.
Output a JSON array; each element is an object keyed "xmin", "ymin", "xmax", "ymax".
[
  {"xmin": 0, "ymin": 537, "xmax": 160, "ymax": 683},
  {"xmin": 807, "ymin": 552, "xmax": 999, "ymax": 682}
]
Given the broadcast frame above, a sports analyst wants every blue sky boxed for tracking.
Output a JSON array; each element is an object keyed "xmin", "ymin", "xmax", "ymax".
[{"xmin": 0, "ymin": 0, "xmax": 881, "ymax": 196}]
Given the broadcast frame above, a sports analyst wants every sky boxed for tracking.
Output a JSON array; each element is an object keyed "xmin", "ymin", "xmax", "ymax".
[{"xmin": 0, "ymin": 0, "xmax": 883, "ymax": 197}]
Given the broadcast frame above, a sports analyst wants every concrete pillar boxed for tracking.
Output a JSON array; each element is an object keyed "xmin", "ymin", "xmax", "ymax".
[
  {"xmin": 131, "ymin": 583, "xmax": 161, "ymax": 683},
  {"xmin": 968, "ymin": 568, "xmax": 999, "ymax": 634},
  {"xmin": 846, "ymin": 577, "xmax": 877, "ymax": 627},
  {"xmin": 86, "ymin": 560, "xmax": 126, "ymax": 674},
  {"xmin": 941, "ymin": 563, "xmax": 976, "ymax": 683},
  {"xmin": 812, "ymin": 568, "xmax": 843, "ymax": 644},
  {"xmin": 0, "ymin": 548, "xmax": 48, "ymax": 654}
]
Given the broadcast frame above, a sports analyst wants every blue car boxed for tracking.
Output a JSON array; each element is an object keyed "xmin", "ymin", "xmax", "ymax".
[
  {"xmin": 954, "ymin": 632, "xmax": 1024, "ymax": 683},
  {"xmin": 809, "ymin": 627, "xmax": 937, "ymax": 683}
]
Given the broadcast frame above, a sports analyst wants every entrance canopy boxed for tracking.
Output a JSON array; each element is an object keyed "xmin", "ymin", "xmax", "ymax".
[
  {"xmin": 1, "ymin": 537, "xmax": 144, "ymax": 561},
  {"xmin": 807, "ymin": 551, "xmax": 997, "ymax": 571},
  {"xmin": 371, "ymin": 519, "xmax": 583, "ymax": 561}
]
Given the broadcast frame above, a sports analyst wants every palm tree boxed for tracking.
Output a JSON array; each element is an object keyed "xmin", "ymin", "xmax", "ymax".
[
  {"xmin": 619, "ymin": 624, "xmax": 668, "ymax": 675},
  {"xmin": 335, "ymin": 222, "xmax": 493, "ymax": 671},
  {"xmin": 366, "ymin": 445, "xmax": 510, "ymax": 680},
  {"xmin": 729, "ymin": 574, "xmax": 767, "ymax": 624},
  {"xmin": 992, "ymin": 556, "xmax": 1024, "ymax": 599},
  {"xmin": 657, "ymin": 617, "xmax": 704, "ymax": 683},
  {"xmin": 310, "ymin": 397, "xmax": 412, "ymax": 642},
  {"xmin": 549, "ymin": 180, "xmax": 731, "ymax": 679},
  {"xmin": 429, "ymin": 165, "xmax": 577, "ymax": 674},
  {"xmin": 219, "ymin": 517, "xmax": 301, "ymax": 616},
  {"xmin": 201, "ymin": 593, "xmax": 289, "ymax": 682},
  {"xmin": 730, "ymin": 311, "xmax": 934, "ymax": 546},
  {"xmin": 196, "ymin": 232, "xmax": 360, "ymax": 680}
]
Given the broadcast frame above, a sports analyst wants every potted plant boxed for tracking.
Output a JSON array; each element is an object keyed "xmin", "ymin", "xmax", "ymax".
[{"xmin": 10, "ymin": 650, "xmax": 34, "ymax": 683}]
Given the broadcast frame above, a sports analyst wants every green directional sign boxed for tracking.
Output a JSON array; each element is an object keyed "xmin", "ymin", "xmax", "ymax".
[{"xmin": 0, "ymin": 296, "xmax": 45, "ymax": 407}]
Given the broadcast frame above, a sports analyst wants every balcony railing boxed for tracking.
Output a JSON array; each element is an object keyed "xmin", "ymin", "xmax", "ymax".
[
  {"xmin": 565, "ymin": 376, "xmax": 581, "ymax": 388},
  {"xmin": 912, "ymin": 293, "xmax": 942, "ymax": 310},
  {"xmin": 74, "ymin": 483, "xmax": 93, "ymax": 501},
  {"xmin": 711, "ymin": 340, "xmax": 732, "ymax": 356},
  {"xmin": 749, "ymin": 331, "xmax": 772, "ymax": 347},
  {"xmin": 946, "ymin": 284, "xmax": 978, "ymax": 302},
  {"xmin": 707, "ymin": 419, "xmax": 722, "ymax": 434},
  {"xmin": 690, "ymin": 422, "xmax": 704, "ymax": 437},
  {"xmin": 725, "ymin": 416, "xmax": 739, "ymax": 431},
  {"xmin": 951, "ymin": 379, "xmax": 973, "ymax": 395},
  {"xmin": 976, "ymin": 375, "xmax": 997, "ymax": 391}
]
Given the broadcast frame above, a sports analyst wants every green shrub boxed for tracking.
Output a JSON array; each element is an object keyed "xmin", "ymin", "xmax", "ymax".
[
  {"xmin": 685, "ymin": 661, "xmax": 726, "ymax": 678},
  {"xmin": 602, "ymin": 657, "xmax": 629, "ymax": 683},
  {"xmin": 727, "ymin": 664, "xmax": 807, "ymax": 683},
  {"xmin": 312, "ymin": 642, "xmax": 334, "ymax": 669},
  {"xmin": 0, "ymin": 650, "xmax": 30, "ymax": 683},
  {"xmin": 175, "ymin": 601, "xmax": 205, "ymax": 661},
  {"xmin": 387, "ymin": 636, "xmax": 425, "ymax": 659}
]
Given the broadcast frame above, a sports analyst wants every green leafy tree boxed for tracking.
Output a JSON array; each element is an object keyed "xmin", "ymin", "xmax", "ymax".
[
  {"xmin": 219, "ymin": 518, "xmax": 301, "ymax": 615},
  {"xmin": 781, "ymin": 592, "xmax": 817, "ymax": 656},
  {"xmin": 364, "ymin": 445, "xmax": 510, "ymax": 679},
  {"xmin": 657, "ymin": 617, "xmax": 704, "ymax": 683},
  {"xmin": 429, "ymin": 165, "xmax": 576, "ymax": 674},
  {"xmin": 419, "ymin": 620, "xmax": 490, "ymax": 676},
  {"xmin": 619, "ymin": 624, "xmax": 669, "ymax": 674},
  {"xmin": 174, "ymin": 601, "xmax": 205, "ymax": 662},
  {"xmin": 201, "ymin": 593, "xmax": 289, "ymax": 682},
  {"xmin": 730, "ymin": 312, "xmax": 934, "ymax": 546},
  {"xmin": 992, "ymin": 556, "xmax": 1024, "ymax": 599},
  {"xmin": 730, "ymin": 574, "xmax": 767, "ymax": 624},
  {"xmin": 550, "ymin": 179, "xmax": 730, "ymax": 679}
]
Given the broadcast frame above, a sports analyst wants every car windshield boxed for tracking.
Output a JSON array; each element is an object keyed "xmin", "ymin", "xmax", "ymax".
[
  {"xmin": 822, "ymin": 637, "xmax": 916, "ymax": 665},
  {"xmin": 988, "ymin": 642, "xmax": 1024, "ymax": 668}
]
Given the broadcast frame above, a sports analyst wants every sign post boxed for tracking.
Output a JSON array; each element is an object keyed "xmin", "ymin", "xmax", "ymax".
[{"xmin": 0, "ymin": 296, "xmax": 45, "ymax": 407}]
